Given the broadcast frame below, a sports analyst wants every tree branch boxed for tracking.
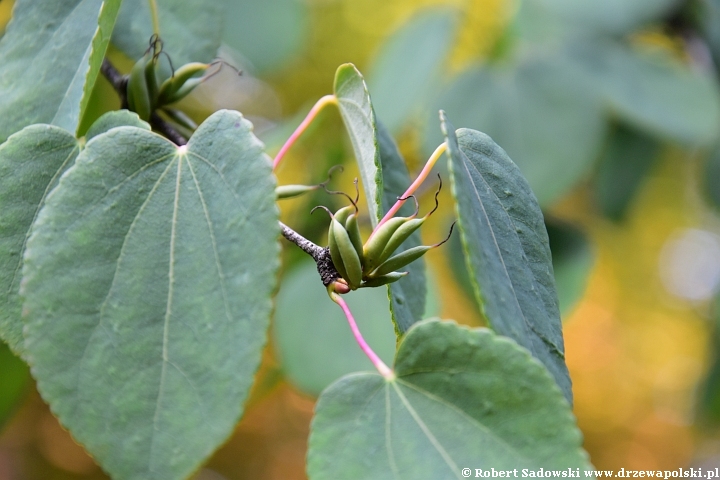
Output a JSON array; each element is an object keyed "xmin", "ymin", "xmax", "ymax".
[
  {"xmin": 279, "ymin": 222, "xmax": 340, "ymax": 286},
  {"xmin": 100, "ymin": 59, "xmax": 128, "ymax": 108}
]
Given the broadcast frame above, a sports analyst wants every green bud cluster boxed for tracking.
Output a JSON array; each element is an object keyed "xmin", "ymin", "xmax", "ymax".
[
  {"xmin": 126, "ymin": 36, "xmax": 213, "ymax": 123},
  {"xmin": 319, "ymin": 178, "xmax": 452, "ymax": 295}
]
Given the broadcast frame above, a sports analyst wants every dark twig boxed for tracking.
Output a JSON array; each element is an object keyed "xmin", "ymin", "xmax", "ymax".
[
  {"xmin": 150, "ymin": 112, "xmax": 187, "ymax": 146},
  {"xmin": 279, "ymin": 222, "xmax": 340, "ymax": 286},
  {"xmin": 100, "ymin": 59, "xmax": 128, "ymax": 108}
]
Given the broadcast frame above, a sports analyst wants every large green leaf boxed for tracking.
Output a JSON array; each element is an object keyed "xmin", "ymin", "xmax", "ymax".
[
  {"xmin": 378, "ymin": 122, "xmax": 427, "ymax": 334},
  {"xmin": 222, "ymin": 0, "xmax": 307, "ymax": 75},
  {"xmin": 443, "ymin": 113, "xmax": 572, "ymax": 403},
  {"xmin": 0, "ymin": 125, "xmax": 81, "ymax": 355},
  {"xmin": 0, "ymin": 341, "xmax": 30, "ymax": 429},
  {"xmin": 22, "ymin": 110, "xmax": 279, "ymax": 480},
  {"xmin": 85, "ymin": 109, "xmax": 151, "ymax": 140},
  {"xmin": 368, "ymin": 9, "xmax": 457, "ymax": 133},
  {"xmin": 430, "ymin": 54, "xmax": 606, "ymax": 206},
  {"xmin": 112, "ymin": 0, "xmax": 222, "ymax": 65},
  {"xmin": 307, "ymin": 319, "xmax": 590, "ymax": 479},
  {"xmin": 529, "ymin": 0, "xmax": 677, "ymax": 36},
  {"xmin": 273, "ymin": 260, "xmax": 396, "ymax": 397},
  {"xmin": 572, "ymin": 40, "xmax": 720, "ymax": 146},
  {"xmin": 334, "ymin": 64, "xmax": 383, "ymax": 226},
  {"xmin": 0, "ymin": 0, "xmax": 122, "ymax": 142},
  {"xmin": 593, "ymin": 123, "xmax": 660, "ymax": 221},
  {"xmin": 545, "ymin": 219, "xmax": 594, "ymax": 317}
]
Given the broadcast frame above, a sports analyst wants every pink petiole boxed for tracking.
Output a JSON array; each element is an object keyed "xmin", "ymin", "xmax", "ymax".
[
  {"xmin": 331, "ymin": 293, "xmax": 395, "ymax": 380},
  {"xmin": 368, "ymin": 141, "xmax": 448, "ymax": 242},
  {"xmin": 272, "ymin": 95, "xmax": 338, "ymax": 171}
]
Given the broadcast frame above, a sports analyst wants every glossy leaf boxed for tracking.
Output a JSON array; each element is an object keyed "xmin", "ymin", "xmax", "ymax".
[
  {"xmin": 378, "ymin": 122, "xmax": 427, "ymax": 334},
  {"xmin": 594, "ymin": 123, "xmax": 660, "ymax": 222},
  {"xmin": 0, "ymin": 341, "xmax": 30, "ymax": 429},
  {"xmin": 572, "ymin": 40, "xmax": 720, "ymax": 146},
  {"xmin": 22, "ymin": 110, "xmax": 279, "ymax": 480},
  {"xmin": 334, "ymin": 64, "xmax": 383, "ymax": 226},
  {"xmin": 112, "ymin": 0, "xmax": 222, "ymax": 65},
  {"xmin": 430, "ymin": 55, "xmax": 606, "ymax": 206},
  {"xmin": 443, "ymin": 113, "xmax": 572, "ymax": 403},
  {"xmin": 222, "ymin": 0, "xmax": 307, "ymax": 74},
  {"xmin": 308, "ymin": 319, "xmax": 590, "ymax": 479},
  {"xmin": 0, "ymin": 125, "xmax": 80, "ymax": 355},
  {"xmin": 368, "ymin": 9, "xmax": 457, "ymax": 133},
  {"xmin": 85, "ymin": 109, "xmax": 151, "ymax": 140},
  {"xmin": 0, "ymin": 0, "xmax": 121, "ymax": 142},
  {"xmin": 545, "ymin": 219, "xmax": 594, "ymax": 316},
  {"xmin": 273, "ymin": 260, "xmax": 396, "ymax": 397}
]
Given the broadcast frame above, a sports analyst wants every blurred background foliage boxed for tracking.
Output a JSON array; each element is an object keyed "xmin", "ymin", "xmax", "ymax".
[{"xmin": 4, "ymin": 0, "xmax": 720, "ymax": 477}]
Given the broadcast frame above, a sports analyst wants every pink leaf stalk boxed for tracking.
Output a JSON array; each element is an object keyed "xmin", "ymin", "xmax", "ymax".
[
  {"xmin": 272, "ymin": 95, "xmax": 338, "ymax": 171},
  {"xmin": 369, "ymin": 141, "xmax": 448, "ymax": 241},
  {"xmin": 332, "ymin": 294, "xmax": 395, "ymax": 380}
]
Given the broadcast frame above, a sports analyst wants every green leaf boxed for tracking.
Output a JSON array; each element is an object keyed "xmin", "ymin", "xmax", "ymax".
[
  {"xmin": 368, "ymin": 9, "xmax": 457, "ymax": 133},
  {"xmin": 0, "ymin": 0, "xmax": 122, "ymax": 142},
  {"xmin": 594, "ymin": 123, "xmax": 660, "ymax": 222},
  {"xmin": 0, "ymin": 341, "xmax": 31, "ymax": 429},
  {"xmin": 443, "ymin": 112, "xmax": 572, "ymax": 403},
  {"xmin": 222, "ymin": 0, "xmax": 307, "ymax": 75},
  {"xmin": 0, "ymin": 125, "xmax": 80, "ymax": 355},
  {"xmin": 22, "ymin": 110, "xmax": 279, "ymax": 480},
  {"xmin": 528, "ymin": 0, "xmax": 677, "ymax": 36},
  {"xmin": 334, "ymin": 64, "xmax": 383, "ymax": 227},
  {"xmin": 85, "ymin": 109, "xmax": 151, "ymax": 140},
  {"xmin": 545, "ymin": 219, "xmax": 594, "ymax": 317},
  {"xmin": 273, "ymin": 260, "xmax": 396, "ymax": 397},
  {"xmin": 430, "ymin": 54, "xmax": 606, "ymax": 206},
  {"xmin": 705, "ymin": 145, "xmax": 720, "ymax": 210},
  {"xmin": 307, "ymin": 319, "xmax": 590, "ymax": 479},
  {"xmin": 572, "ymin": 40, "xmax": 720, "ymax": 146},
  {"xmin": 378, "ymin": 122, "xmax": 427, "ymax": 334},
  {"xmin": 112, "ymin": 0, "xmax": 222, "ymax": 66}
]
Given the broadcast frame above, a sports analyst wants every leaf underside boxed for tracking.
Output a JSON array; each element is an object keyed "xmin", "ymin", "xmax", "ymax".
[{"xmin": 22, "ymin": 110, "xmax": 279, "ymax": 480}]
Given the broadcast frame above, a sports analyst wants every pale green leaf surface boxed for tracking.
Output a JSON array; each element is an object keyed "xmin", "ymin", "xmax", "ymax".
[
  {"xmin": 368, "ymin": 9, "xmax": 457, "ymax": 133},
  {"xmin": 112, "ymin": 0, "xmax": 222, "ymax": 66},
  {"xmin": 0, "ymin": 0, "xmax": 121, "ymax": 142},
  {"xmin": 222, "ymin": 0, "xmax": 307, "ymax": 74},
  {"xmin": 531, "ymin": 0, "xmax": 677, "ymax": 35},
  {"xmin": 545, "ymin": 219, "xmax": 594, "ymax": 317},
  {"xmin": 377, "ymin": 122, "xmax": 427, "ymax": 334},
  {"xmin": 85, "ymin": 109, "xmax": 151, "ymax": 140},
  {"xmin": 443, "ymin": 113, "xmax": 572, "ymax": 403},
  {"xmin": 307, "ymin": 320, "xmax": 590, "ymax": 479},
  {"xmin": 22, "ymin": 110, "xmax": 278, "ymax": 480},
  {"xmin": 334, "ymin": 64, "xmax": 383, "ymax": 226},
  {"xmin": 273, "ymin": 260, "xmax": 395, "ymax": 397},
  {"xmin": 572, "ymin": 40, "xmax": 720, "ymax": 146},
  {"xmin": 430, "ymin": 55, "xmax": 606, "ymax": 206},
  {"xmin": 0, "ymin": 125, "xmax": 80, "ymax": 355}
]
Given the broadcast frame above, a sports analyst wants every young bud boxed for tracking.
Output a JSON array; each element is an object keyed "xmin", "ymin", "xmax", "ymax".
[
  {"xmin": 331, "ymin": 218, "xmax": 362, "ymax": 289},
  {"xmin": 275, "ymin": 184, "xmax": 319, "ymax": 200},
  {"xmin": 362, "ymin": 216, "xmax": 408, "ymax": 271},
  {"xmin": 127, "ymin": 54, "xmax": 153, "ymax": 121},
  {"xmin": 375, "ymin": 217, "xmax": 426, "ymax": 267},
  {"xmin": 371, "ymin": 245, "xmax": 433, "ymax": 277},
  {"xmin": 344, "ymin": 212, "xmax": 364, "ymax": 266},
  {"xmin": 359, "ymin": 271, "xmax": 407, "ymax": 288}
]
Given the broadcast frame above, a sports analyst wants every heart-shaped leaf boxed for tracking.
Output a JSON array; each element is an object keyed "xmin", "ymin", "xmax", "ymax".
[
  {"xmin": 377, "ymin": 122, "xmax": 427, "ymax": 334},
  {"xmin": 0, "ymin": 125, "xmax": 81, "ymax": 355},
  {"xmin": 334, "ymin": 64, "xmax": 383, "ymax": 227},
  {"xmin": 22, "ymin": 110, "xmax": 279, "ymax": 480},
  {"xmin": 0, "ymin": 0, "xmax": 121, "ymax": 142},
  {"xmin": 85, "ymin": 109, "xmax": 151, "ymax": 140},
  {"xmin": 307, "ymin": 319, "xmax": 590, "ymax": 479},
  {"xmin": 112, "ymin": 0, "xmax": 222, "ymax": 65},
  {"xmin": 443, "ymin": 112, "xmax": 572, "ymax": 403}
]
